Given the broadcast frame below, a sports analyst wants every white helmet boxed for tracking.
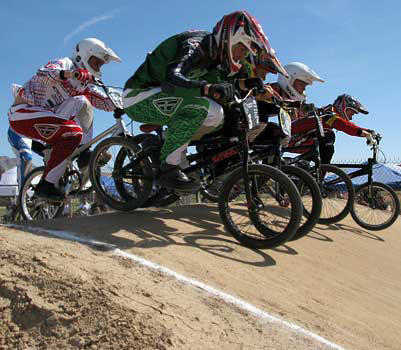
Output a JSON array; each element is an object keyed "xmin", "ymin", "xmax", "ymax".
[
  {"xmin": 72, "ymin": 38, "xmax": 121, "ymax": 78},
  {"xmin": 277, "ymin": 62, "xmax": 324, "ymax": 101}
]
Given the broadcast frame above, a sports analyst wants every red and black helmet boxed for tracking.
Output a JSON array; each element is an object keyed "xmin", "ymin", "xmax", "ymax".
[
  {"xmin": 333, "ymin": 94, "xmax": 369, "ymax": 120},
  {"xmin": 212, "ymin": 10, "xmax": 287, "ymax": 76}
]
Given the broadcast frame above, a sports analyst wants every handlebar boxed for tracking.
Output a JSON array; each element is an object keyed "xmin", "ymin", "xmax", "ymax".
[
  {"xmin": 91, "ymin": 78, "xmax": 125, "ymax": 117},
  {"xmin": 367, "ymin": 132, "xmax": 382, "ymax": 147}
]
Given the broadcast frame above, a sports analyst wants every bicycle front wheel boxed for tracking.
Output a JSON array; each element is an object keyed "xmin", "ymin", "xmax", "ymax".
[
  {"xmin": 19, "ymin": 167, "xmax": 65, "ymax": 221},
  {"xmin": 90, "ymin": 137, "xmax": 154, "ymax": 212},
  {"xmin": 219, "ymin": 164, "xmax": 302, "ymax": 249},
  {"xmin": 351, "ymin": 182, "xmax": 400, "ymax": 231}
]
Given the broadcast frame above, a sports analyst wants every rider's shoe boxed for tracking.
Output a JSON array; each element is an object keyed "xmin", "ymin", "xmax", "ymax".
[
  {"xmin": 34, "ymin": 180, "xmax": 65, "ymax": 201},
  {"xmin": 158, "ymin": 163, "xmax": 200, "ymax": 192}
]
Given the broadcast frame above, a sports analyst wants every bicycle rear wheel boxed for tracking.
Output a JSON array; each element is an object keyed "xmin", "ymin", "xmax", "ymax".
[
  {"xmin": 351, "ymin": 182, "xmax": 400, "ymax": 231},
  {"xmin": 219, "ymin": 164, "xmax": 302, "ymax": 249},
  {"xmin": 313, "ymin": 164, "xmax": 355, "ymax": 224},
  {"xmin": 281, "ymin": 165, "xmax": 322, "ymax": 240},
  {"xmin": 19, "ymin": 167, "xmax": 65, "ymax": 221}
]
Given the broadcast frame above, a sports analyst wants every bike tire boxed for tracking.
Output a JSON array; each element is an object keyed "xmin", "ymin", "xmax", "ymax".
[
  {"xmin": 315, "ymin": 164, "xmax": 355, "ymax": 225},
  {"xmin": 350, "ymin": 181, "xmax": 400, "ymax": 231},
  {"xmin": 89, "ymin": 137, "xmax": 154, "ymax": 212},
  {"xmin": 128, "ymin": 134, "xmax": 179, "ymax": 208},
  {"xmin": 219, "ymin": 164, "xmax": 302, "ymax": 249},
  {"xmin": 281, "ymin": 165, "xmax": 322, "ymax": 241},
  {"xmin": 19, "ymin": 167, "xmax": 65, "ymax": 221}
]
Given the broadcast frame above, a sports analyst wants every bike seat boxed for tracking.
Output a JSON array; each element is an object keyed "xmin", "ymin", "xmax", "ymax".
[{"xmin": 140, "ymin": 124, "xmax": 162, "ymax": 133}]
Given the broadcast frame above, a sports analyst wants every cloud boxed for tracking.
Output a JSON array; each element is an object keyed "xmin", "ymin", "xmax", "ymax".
[
  {"xmin": 63, "ymin": 8, "xmax": 120, "ymax": 44},
  {"xmin": 303, "ymin": 0, "xmax": 352, "ymax": 24}
]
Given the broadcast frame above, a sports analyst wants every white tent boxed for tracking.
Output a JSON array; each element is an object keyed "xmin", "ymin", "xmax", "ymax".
[{"xmin": 0, "ymin": 157, "xmax": 18, "ymax": 197}]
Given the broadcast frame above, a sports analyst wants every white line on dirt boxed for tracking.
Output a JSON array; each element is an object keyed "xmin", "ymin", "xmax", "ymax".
[{"xmin": 5, "ymin": 225, "xmax": 345, "ymax": 350}]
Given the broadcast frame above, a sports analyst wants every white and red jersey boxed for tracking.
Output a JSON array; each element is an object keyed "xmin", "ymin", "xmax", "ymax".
[{"xmin": 15, "ymin": 57, "xmax": 114, "ymax": 113}]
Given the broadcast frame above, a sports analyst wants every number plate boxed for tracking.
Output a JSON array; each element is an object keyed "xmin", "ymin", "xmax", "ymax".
[
  {"xmin": 279, "ymin": 108, "xmax": 292, "ymax": 137},
  {"xmin": 243, "ymin": 96, "xmax": 259, "ymax": 130}
]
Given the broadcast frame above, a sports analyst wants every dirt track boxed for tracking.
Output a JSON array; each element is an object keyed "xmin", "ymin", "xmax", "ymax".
[{"xmin": 1, "ymin": 204, "xmax": 401, "ymax": 349}]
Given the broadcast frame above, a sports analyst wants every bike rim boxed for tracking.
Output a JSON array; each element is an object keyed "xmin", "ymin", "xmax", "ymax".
[{"xmin": 353, "ymin": 185, "xmax": 398, "ymax": 228}]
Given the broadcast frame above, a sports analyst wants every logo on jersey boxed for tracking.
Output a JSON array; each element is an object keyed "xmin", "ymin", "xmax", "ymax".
[
  {"xmin": 153, "ymin": 97, "xmax": 183, "ymax": 116},
  {"xmin": 34, "ymin": 124, "xmax": 60, "ymax": 140}
]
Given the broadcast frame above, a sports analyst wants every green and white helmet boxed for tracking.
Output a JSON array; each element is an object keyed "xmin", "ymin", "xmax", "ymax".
[{"xmin": 72, "ymin": 38, "xmax": 121, "ymax": 78}]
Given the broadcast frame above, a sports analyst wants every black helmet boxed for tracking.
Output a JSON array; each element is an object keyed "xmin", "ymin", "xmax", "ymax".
[{"xmin": 333, "ymin": 94, "xmax": 369, "ymax": 120}]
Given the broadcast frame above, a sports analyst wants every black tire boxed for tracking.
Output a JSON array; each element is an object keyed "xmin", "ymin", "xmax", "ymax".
[
  {"xmin": 281, "ymin": 165, "xmax": 322, "ymax": 240},
  {"xmin": 130, "ymin": 133, "xmax": 161, "ymax": 167},
  {"xmin": 89, "ymin": 137, "xmax": 154, "ymax": 212},
  {"xmin": 313, "ymin": 164, "xmax": 355, "ymax": 225},
  {"xmin": 350, "ymin": 182, "xmax": 400, "ymax": 231},
  {"xmin": 18, "ymin": 167, "xmax": 65, "ymax": 221},
  {"xmin": 128, "ymin": 133, "xmax": 178, "ymax": 208},
  {"xmin": 219, "ymin": 164, "xmax": 303, "ymax": 249}
]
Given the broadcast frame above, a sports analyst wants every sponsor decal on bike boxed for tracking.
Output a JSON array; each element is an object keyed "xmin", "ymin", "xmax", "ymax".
[{"xmin": 211, "ymin": 147, "xmax": 238, "ymax": 163}]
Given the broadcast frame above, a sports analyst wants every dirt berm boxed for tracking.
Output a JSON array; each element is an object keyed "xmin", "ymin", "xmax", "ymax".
[{"xmin": 1, "ymin": 204, "xmax": 400, "ymax": 349}]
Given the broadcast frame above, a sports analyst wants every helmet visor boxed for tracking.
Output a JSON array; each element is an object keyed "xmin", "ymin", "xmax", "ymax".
[{"xmin": 257, "ymin": 50, "xmax": 288, "ymax": 77}]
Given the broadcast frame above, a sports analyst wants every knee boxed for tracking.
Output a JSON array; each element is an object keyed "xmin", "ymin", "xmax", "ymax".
[
  {"xmin": 73, "ymin": 96, "xmax": 93, "ymax": 125},
  {"xmin": 203, "ymin": 100, "xmax": 224, "ymax": 127}
]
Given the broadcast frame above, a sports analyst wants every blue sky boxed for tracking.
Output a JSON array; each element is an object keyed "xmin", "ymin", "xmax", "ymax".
[{"xmin": 1, "ymin": 0, "xmax": 400, "ymax": 162}]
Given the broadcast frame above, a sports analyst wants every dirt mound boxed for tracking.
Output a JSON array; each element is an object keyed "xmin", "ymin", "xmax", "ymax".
[
  {"xmin": 1, "ymin": 226, "xmax": 333, "ymax": 350},
  {"xmin": 1, "ymin": 204, "xmax": 401, "ymax": 349},
  {"xmin": 0, "ymin": 238, "xmax": 171, "ymax": 349}
]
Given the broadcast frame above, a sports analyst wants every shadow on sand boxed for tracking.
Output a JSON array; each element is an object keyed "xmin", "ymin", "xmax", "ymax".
[{"xmin": 16, "ymin": 204, "xmax": 293, "ymax": 268}]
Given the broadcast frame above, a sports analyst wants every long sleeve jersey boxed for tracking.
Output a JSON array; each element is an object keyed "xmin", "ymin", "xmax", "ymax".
[
  {"xmin": 15, "ymin": 57, "xmax": 115, "ymax": 112},
  {"xmin": 289, "ymin": 105, "xmax": 369, "ymax": 148},
  {"xmin": 124, "ymin": 31, "xmax": 227, "ymax": 98}
]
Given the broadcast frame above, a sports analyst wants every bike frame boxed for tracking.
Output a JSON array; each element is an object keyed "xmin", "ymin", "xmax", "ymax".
[
  {"xmin": 331, "ymin": 139, "xmax": 379, "ymax": 187},
  {"xmin": 280, "ymin": 111, "xmax": 335, "ymax": 184},
  {"xmin": 45, "ymin": 80, "xmax": 129, "ymax": 195},
  {"xmin": 131, "ymin": 89, "xmax": 262, "ymax": 208}
]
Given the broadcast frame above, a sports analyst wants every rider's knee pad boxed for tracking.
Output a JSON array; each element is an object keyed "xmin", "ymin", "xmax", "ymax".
[{"xmin": 203, "ymin": 100, "xmax": 224, "ymax": 127}]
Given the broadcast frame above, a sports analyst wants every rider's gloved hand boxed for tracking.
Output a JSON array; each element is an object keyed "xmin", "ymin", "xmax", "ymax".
[
  {"xmin": 74, "ymin": 69, "xmax": 94, "ymax": 83},
  {"xmin": 114, "ymin": 108, "xmax": 125, "ymax": 118},
  {"xmin": 364, "ymin": 132, "xmax": 376, "ymax": 145},
  {"xmin": 300, "ymin": 102, "xmax": 316, "ymax": 114},
  {"xmin": 243, "ymin": 77, "xmax": 265, "ymax": 91},
  {"xmin": 207, "ymin": 83, "xmax": 235, "ymax": 103}
]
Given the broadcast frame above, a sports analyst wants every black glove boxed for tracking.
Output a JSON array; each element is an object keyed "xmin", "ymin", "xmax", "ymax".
[
  {"xmin": 208, "ymin": 83, "xmax": 235, "ymax": 103},
  {"xmin": 244, "ymin": 77, "xmax": 265, "ymax": 91},
  {"xmin": 113, "ymin": 108, "xmax": 125, "ymax": 118},
  {"xmin": 300, "ymin": 103, "xmax": 316, "ymax": 114}
]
